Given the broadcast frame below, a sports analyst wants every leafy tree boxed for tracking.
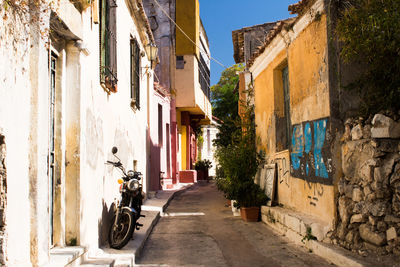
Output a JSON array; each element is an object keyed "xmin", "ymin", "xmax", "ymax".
[
  {"xmin": 336, "ymin": 0, "xmax": 400, "ymax": 114},
  {"xmin": 211, "ymin": 64, "xmax": 243, "ymax": 148}
]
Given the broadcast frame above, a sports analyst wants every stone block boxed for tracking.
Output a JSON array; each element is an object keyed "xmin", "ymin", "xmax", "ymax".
[
  {"xmin": 371, "ymin": 114, "xmax": 400, "ymax": 139},
  {"xmin": 351, "ymin": 124, "xmax": 363, "ymax": 140},
  {"xmin": 285, "ymin": 214, "xmax": 302, "ymax": 234},
  {"xmin": 346, "ymin": 230, "xmax": 355, "ymax": 243},
  {"xmin": 386, "ymin": 227, "xmax": 397, "ymax": 241},
  {"xmin": 359, "ymin": 224, "xmax": 386, "ymax": 246},
  {"xmin": 338, "ymin": 180, "xmax": 346, "ymax": 195},
  {"xmin": 353, "ymin": 201, "xmax": 364, "ymax": 214},
  {"xmin": 390, "ymin": 163, "xmax": 400, "ymax": 185},
  {"xmin": 358, "ymin": 163, "xmax": 373, "ymax": 183},
  {"xmin": 339, "ymin": 196, "xmax": 352, "ymax": 224},
  {"xmin": 344, "ymin": 184, "xmax": 354, "ymax": 199},
  {"xmin": 362, "ymin": 124, "xmax": 372, "ymax": 139},
  {"xmin": 363, "ymin": 186, "xmax": 372, "ymax": 197},
  {"xmin": 352, "ymin": 187, "xmax": 364, "ymax": 202},
  {"xmin": 384, "ymin": 215, "xmax": 400, "ymax": 223},
  {"xmin": 350, "ymin": 214, "xmax": 365, "ymax": 224},
  {"xmin": 368, "ymin": 200, "xmax": 388, "ymax": 217}
]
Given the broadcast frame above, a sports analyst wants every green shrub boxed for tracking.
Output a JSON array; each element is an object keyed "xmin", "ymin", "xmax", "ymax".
[
  {"xmin": 336, "ymin": 0, "xmax": 400, "ymax": 114},
  {"xmin": 194, "ymin": 159, "xmax": 212, "ymax": 171}
]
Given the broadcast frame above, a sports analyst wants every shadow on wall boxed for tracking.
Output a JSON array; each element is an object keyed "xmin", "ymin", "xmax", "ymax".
[
  {"xmin": 150, "ymin": 138, "xmax": 161, "ymax": 192},
  {"xmin": 98, "ymin": 199, "xmax": 115, "ymax": 247}
]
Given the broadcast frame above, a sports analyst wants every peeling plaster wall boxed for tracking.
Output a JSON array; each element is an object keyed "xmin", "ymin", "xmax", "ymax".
[
  {"xmin": 1, "ymin": 0, "xmax": 153, "ymax": 264},
  {"xmin": 0, "ymin": 6, "xmax": 51, "ymax": 266},
  {"xmin": 251, "ymin": 1, "xmax": 336, "ymax": 226}
]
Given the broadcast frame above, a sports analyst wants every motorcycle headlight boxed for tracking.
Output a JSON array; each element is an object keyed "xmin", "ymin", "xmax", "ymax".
[
  {"xmin": 127, "ymin": 170, "xmax": 135, "ymax": 177},
  {"xmin": 127, "ymin": 179, "xmax": 140, "ymax": 191}
]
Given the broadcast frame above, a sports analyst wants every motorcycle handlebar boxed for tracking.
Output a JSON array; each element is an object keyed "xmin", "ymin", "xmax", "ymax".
[{"xmin": 106, "ymin": 160, "xmax": 122, "ymax": 167}]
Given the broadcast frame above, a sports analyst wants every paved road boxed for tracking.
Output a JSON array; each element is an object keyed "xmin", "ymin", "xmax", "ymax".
[{"xmin": 137, "ymin": 182, "xmax": 333, "ymax": 267}]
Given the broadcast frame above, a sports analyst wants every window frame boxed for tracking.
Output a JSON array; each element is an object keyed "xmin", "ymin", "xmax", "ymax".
[
  {"xmin": 99, "ymin": 0, "xmax": 118, "ymax": 93},
  {"xmin": 274, "ymin": 61, "xmax": 291, "ymax": 152},
  {"xmin": 130, "ymin": 37, "xmax": 141, "ymax": 110}
]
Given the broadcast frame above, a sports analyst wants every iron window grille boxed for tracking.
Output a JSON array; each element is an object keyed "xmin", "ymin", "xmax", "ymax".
[
  {"xmin": 100, "ymin": 0, "xmax": 118, "ymax": 92},
  {"xmin": 130, "ymin": 38, "xmax": 141, "ymax": 109}
]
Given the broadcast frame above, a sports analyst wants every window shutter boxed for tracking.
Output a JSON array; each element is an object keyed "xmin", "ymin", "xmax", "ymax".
[
  {"xmin": 131, "ymin": 38, "xmax": 140, "ymax": 109},
  {"xmin": 108, "ymin": 0, "xmax": 117, "ymax": 87},
  {"xmin": 100, "ymin": 0, "xmax": 118, "ymax": 92}
]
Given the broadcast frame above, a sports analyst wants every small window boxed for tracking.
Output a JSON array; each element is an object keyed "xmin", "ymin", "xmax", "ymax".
[
  {"xmin": 100, "ymin": 0, "xmax": 118, "ymax": 92},
  {"xmin": 176, "ymin": 56, "xmax": 184, "ymax": 69},
  {"xmin": 275, "ymin": 64, "xmax": 291, "ymax": 151},
  {"xmin": 130, "ymin": 38, "xmax": 141, "ymax": 109}
]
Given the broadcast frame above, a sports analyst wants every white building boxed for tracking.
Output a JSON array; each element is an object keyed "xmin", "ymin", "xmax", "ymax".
[
  {"xmin": 0, "ymin": 0, "xmax": 156, "ymax": 265},
  {"xmin": 199, "ymin": 121, "xmax": 219, "ymax": 177}
]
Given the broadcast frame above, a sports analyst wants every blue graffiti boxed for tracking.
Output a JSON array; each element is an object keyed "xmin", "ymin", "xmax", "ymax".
[
  {"xmin": 290, "ymin": 118, "xmax": 330, "ymax": 179},
  {"xmin": 290, "ymin": 124, "xmax": 303, "ymax": 170},
  {"xmin": 313, "ymin": 119, "xmax": 329, "ymax": 178}
]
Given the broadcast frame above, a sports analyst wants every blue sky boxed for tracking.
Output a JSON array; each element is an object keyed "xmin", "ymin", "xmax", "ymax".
[{"xmin": 199, "ymin": 0, "xmax": 298, "ymax": 86}]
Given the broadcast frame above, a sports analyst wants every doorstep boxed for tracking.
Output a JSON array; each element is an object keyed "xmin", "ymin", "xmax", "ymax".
[
  {"xmin": 49, "ymin": 246, "xmax": 86, "ymax": 267},
  {"xmin": 261, "ymin": 206, "xmax": 374, "ymax": 267}
]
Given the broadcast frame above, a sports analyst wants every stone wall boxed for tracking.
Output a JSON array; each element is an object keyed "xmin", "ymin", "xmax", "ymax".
[
  {"xmin": 334, "ymin": 112, "xmax": 400, "ymax": 255},
  {"xmin": 0, "ymin": 134, "xmax": 6, "ymax": 264}
]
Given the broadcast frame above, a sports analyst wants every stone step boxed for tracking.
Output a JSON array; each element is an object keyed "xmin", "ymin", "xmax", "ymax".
[
  {"xmin": 79, "ymin": 258, "xmax": 114, "ymax": 267},
  {"xmin": 49, "ymin": 246, "xmax": 86, "ymax": 267}
]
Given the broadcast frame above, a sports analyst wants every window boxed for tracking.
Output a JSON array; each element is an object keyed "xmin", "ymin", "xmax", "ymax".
[
  {"xmin": 275, "ymin": 64, "xmax": 291, "ymax": 151},
  {"xmin": 158, "ymin": 104, "xmax": 163, "ymax": 146},
  {"xmin": 176, "ymin": 56, "xmax": 184, "ymax": 69},
  {"xmin": 282, "ymin": 66, "xmax": 291, "ymax": 149},
  {"xmin": 100, "ymin": 0, "xmax": 117, "ymax": 92},
  {"xmin": 198, "ymin": 54, "xmax": 210, "ymax": 100},
  {"xmin": 131, "ymin": 38, "xmax": 140, "ymax": 109}
]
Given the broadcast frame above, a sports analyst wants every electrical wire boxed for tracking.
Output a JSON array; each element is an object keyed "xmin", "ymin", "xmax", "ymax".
[{"xmin": 152, "ymin": 0, "xmax": 227, "ymax": 69}]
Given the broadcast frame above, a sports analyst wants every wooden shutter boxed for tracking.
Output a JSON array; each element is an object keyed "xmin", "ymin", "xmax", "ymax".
[
  {"xmin": 100, "ymin": 0, "xmax": 118, "ymax": 92},
  {"xmin": 131, "ymin": 38, "xmax": 140, "ymax": 108}
]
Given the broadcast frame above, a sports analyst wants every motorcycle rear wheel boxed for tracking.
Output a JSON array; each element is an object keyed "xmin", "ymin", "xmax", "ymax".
[{"xmin": 108, "ymin": 209, "xmax": 136, "ymax": 249}]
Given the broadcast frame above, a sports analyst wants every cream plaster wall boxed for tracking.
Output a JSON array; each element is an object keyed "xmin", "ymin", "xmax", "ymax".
[{"xmin": 0, "ymin": 0, "xmax": 154, "ymax": 265}]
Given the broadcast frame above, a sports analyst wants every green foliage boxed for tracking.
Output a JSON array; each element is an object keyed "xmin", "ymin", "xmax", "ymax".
[
  {"xmin": 211, "ymin": 64, "xmax": 244, "ymax": 148},
  {"xmin": 336, "ymin": 0, "xmax": 400, "ymax": 114},
  {"xmin": 301, "ymin": 227, "xmax": 317, "ymax": 243},
  {"xmin": 214, "ymin": 82, "xmax": 267, "ymax": 208},
  {"xmin": 194, "ymin": 159, "xmax": 212, "ymax": 171}
]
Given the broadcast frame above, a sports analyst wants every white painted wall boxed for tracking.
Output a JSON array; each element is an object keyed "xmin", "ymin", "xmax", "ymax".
[
  {"xmin": 199, "ymin": 124, "xmax": 219, "ymax": 177},
  {"xmin": 0, "ymin": 0, "xmax": 155, "ymax": 264}
]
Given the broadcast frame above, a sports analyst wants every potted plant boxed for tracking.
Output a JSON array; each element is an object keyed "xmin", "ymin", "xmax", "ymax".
[
  {"xmin": 194, "ymin": 159, "xmax": 212, "ymax": 181},
  {"xmin": 214, "ymin": 84, "xmax": 267, "ymax": 221},
  {"xmin": 234, "ymin": 181, "xmax": 268, "ymax": 222}
]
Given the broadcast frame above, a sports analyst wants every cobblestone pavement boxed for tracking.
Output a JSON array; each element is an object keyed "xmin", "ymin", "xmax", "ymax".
[{"xmin": 137, "ymin": 182, "xmax": 334, "ymax": 267}]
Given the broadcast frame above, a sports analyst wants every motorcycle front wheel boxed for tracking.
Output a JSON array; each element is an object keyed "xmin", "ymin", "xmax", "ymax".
[{"xmin": 108, "ymin": 209, "xmax": 136, "ymax": 249}]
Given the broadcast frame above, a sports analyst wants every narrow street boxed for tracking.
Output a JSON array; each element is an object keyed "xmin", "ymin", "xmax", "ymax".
[{"xmin": 137, "ymin": 182, "xmax": 333, "ymax": 266}]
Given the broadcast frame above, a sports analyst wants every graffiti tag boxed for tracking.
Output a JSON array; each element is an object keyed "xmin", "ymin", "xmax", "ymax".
[{"xmin": 290, "ymin": 118, "xmax": 333, "ymax": 183}]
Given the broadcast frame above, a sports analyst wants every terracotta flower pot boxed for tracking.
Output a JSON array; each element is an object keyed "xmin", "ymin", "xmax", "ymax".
[{"xmin": 240, "ymin": 206, "xmax": 260, "ymax": 222}]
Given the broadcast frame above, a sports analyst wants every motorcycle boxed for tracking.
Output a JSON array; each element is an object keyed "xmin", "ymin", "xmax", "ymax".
[{"xmin": 106, "ymin": 147, "xmax": 145, "ymax": 249}]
